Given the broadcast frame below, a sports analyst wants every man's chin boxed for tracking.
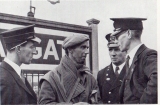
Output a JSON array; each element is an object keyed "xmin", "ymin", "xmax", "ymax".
[{"xmin": 112, "ymin": 61, "xmax": 119, "ymax": 65}]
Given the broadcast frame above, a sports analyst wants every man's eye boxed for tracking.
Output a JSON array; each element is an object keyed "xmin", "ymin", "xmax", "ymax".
[
  {"xmin": 81, "ymin": 46, "xmax": 86, "ymax": 49},
  {"xmin": 30, "ymin": 46, "xmax": 36, "ymax": 49},
  {"xmin": 115, "ymin": 49, "xmax": 120, "ymax": 51},
  {"xmin": 81, "ymin": 46, "xmax": 88, "ymax": 49}
]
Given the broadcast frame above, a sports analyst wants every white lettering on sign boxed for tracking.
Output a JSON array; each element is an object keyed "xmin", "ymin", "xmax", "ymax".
[
  {"xmin": 0, "ymin": 40, "xmax": 5, "ymax": 57},
  {"xmin": 43, "ymin": 39, "xmax": 59, "ymax": 60},
  {"xmin": 33, "ymin": 47, "xmax": 42, "ymax": 59},
  {"xmin": 57, "ymin": 40, "xmax": 65, "ymax": 56}
]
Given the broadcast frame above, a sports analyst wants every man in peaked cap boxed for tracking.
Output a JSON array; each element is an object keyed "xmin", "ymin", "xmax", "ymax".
[
  {"xmin": 110, "ymin": 18, "xmax": 157, "ymax": 104},
  {"xmin": 38, "ymin": 34, "xmax": 98, "ymax": 104},
  {"xmin": 0, "ymin": 25, "xmax": 41, "ymax": 104},
  {"xmin": 97, "ymin": 33, "xmax": 126, "ymax": 104}
]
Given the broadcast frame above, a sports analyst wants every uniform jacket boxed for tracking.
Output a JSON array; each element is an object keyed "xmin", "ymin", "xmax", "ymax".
[
  {"xmin": 38, "ymin": 55, "xmax": 98, "ymax": 104},
  {"xmin": 97, "ymin": 63, "xmax": 126, "ymax": 104},
  {"xmin": 0, "ymin": 61, "xmax": 37, "ymax": 104},
  {"xmin": 119, "ymin": 44, "xmax": 157, "ymax": 104}
]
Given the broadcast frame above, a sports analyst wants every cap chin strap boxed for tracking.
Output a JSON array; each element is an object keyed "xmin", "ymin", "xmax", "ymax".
[{"xmin": 10, "ymin": 41, "xmax": 27, "ymax": 50}]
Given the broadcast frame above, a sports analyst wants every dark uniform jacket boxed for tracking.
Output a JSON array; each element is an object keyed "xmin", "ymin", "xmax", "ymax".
[
  {"xmin": 119, "ymin": 44, "xmax": 157, "ymax": 104},
  {"xmin": 0, "ymin": 61, "xmax": 37, "ymax": 104},
  {"xmin": 97, "ymin": 63, "xmax": 126, "ymax": 104}
]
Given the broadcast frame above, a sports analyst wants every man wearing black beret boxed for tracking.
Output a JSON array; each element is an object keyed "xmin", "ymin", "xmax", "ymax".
[
  {"xmin": 38, "ymin": 34, "xmax": 98, "ymax": 104},
  {"xmin": 110, "ymin": 18, "xmax": 157, "ymax": 104},
  {"xmin": 0, "ymin": 25, "xmax": 41, "ymax": 104}
]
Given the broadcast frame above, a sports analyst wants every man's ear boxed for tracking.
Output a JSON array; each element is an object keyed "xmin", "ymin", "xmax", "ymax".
[
  {"xmin": 15, "ymin": 46, "xmax": 21, "ymax": 54},
  {"xmin": 127, "ymin": 30, "xmax": 132, "ymax": 39},
  {"xmin": 68, "ymin": 48, "xmax": 73, "ymax": 54}
]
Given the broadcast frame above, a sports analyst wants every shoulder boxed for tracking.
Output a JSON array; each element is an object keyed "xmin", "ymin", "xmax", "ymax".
[
  {"xmin": 141, "ymin": 45, "xmax": 157, "ymax": 56},
  {"xmin": 97, "ymin": 65, "xmax": 111, "ymax": 81},
  {"xmin": 140, "ymin": 47, "xmax": 157, "ymax": 61},
  {"xmin": 0, "ymin": 66, "xmax": 11, "ymax": 79},
  {"xmin": 0, "ymin": 66, "xmax": 14, "ymax": 86},
  {"xmin": 98, "ymin": 65, "xmax": 111, "ymax": 76},
  {"xmin": 39, "ymin": 70, "xmax": 56, "ymax": 85},
  {"xmin": 84, "ymin": 70, "xmax": 95, "ymax": 79}
]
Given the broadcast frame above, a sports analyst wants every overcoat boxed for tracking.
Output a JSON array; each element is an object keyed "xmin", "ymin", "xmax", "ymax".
[
  {"xmin": 38, "ymin": 68, "xmax": 98, "ymax": 104},
  {"xmin": 119, "ymin": 44, "xmax": 157, "ymax": 104},
  {"xmin": 97, "ymin": 63, "xmax": 126, "ymax": 104},
  {"xmin": 38, "ymin": 56, "xmax": 98, "ymax": 104},
  {"xmin": 0, "ymin": 61, "xmax": 37, "ymax": 104}
]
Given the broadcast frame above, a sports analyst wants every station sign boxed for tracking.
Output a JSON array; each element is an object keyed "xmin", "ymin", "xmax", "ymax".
[{"xmin": 0, "ymin": 32, "xmax": 66, "ymax": 65}]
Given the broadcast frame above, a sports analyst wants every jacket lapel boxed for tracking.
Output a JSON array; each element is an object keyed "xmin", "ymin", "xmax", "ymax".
[
  {"xmin": 21, "ymin": 74, "xmax": 37, "ymax": 99},
  {"xmin": 1, "ymin": 61, "xmax": 34, "ymax": 97},
  {"xmin": 129, "ymin": 44, "xmax": 147, "ymax": 78},
  {"xmin": 72, "ymin": 82, "xmax": 85, "ymax": 99},
  {"xmin": 109, "ymin": 64, "xmax": 126, "ymax": 91},
  {"xmin": 54, "ymin": 66, "xmax": 68, "ymax": 101}
]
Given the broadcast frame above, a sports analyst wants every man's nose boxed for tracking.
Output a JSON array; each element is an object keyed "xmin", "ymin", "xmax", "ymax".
[
  {"xmin": 32, "ymin": 48, "xmax": 38, "ymax": 55},
  {"xmin": 85, "ymin": 48, "xmax": 89, "ymax": 54},
  {"xmin": 111, "ymin": 50, "xmax": 116, "ymax": 56}
]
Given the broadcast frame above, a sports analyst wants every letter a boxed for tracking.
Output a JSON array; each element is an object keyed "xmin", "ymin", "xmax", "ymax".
[{"xmin": 43, "ymin": 39, "xmax": 59, "ymax": 60}]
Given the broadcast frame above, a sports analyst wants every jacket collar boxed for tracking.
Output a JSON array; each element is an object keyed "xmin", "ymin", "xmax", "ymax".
[
  {"xmin": 128, "ymin": 44, "xmax": 147, "ymax": 80},
  {"xmin": 56, "ymin": 56, "xmax": 86, "ymax": 99},
  {"xmin": 130, "ymin": 44, "xmax": 147, "ymax": 69}
]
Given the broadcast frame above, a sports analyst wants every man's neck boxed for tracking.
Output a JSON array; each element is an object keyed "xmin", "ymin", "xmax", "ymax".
[
  {"xmin": 127, "ymin": 40, "xmax": 141, "ymax": 54},
  {"xmin": 6, "ymin": 53, "xmax": 21, "ymax": 66},
  {"xmin": 113, "ymin": 61, "xmax": 125, "ymax": 67}
]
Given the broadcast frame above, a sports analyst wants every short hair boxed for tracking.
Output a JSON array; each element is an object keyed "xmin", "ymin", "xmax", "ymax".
[{"xmin": 131, "ymin": 30, "xmax": 142, "ymax": 39}]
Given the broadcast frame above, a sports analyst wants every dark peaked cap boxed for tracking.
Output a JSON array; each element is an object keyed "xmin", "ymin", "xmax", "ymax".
[
  {"xmin": 110, "ymin": 18, "xmax": 146, "ymax": 36},
  {"xmin": 105, "ymin": 33, "xmax": 119, "ymax": 48},
  {"xmin": 0, "ymin": 24, "xmax": 41, "ymax": 50}
]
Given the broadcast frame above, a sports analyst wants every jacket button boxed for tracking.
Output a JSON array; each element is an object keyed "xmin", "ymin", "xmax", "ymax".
[
  {"xmin": 106, "ymin": 78, "xmax": 110, "ymax": 81},
  {"xmin": 109, "ymin": 92, "xmax": 111, "ymax": 94},
  {"xmin": 108, "ymin": 101, "xmax": 111, "ymax": 103}
]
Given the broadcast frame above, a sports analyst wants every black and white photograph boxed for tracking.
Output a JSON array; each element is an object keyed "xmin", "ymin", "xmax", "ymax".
[{"xmin": 0, "ymin": 0, "xmax": 158, "ymax": 104}]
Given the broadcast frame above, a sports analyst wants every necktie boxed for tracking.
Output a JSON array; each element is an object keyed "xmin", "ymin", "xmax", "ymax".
[
  {"xmin": 115, "ymin": 66, "xmax": 119, "ymax": 77},
  {"xmin": 125, "ymin": 55, "xmax": 130, "ymax": 77}
]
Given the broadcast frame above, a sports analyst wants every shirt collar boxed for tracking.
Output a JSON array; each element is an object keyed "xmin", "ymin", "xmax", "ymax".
[
  {"xmin": 112, "ymin": 62, "xmax": 125, "ymax": 74},
  {"xmin": 127, "ymin": 43, "xmax": 143, "ymax": 66},
  {"xmin": 4, "ymin": 58, "xmax": 21, "ymax": 77}
]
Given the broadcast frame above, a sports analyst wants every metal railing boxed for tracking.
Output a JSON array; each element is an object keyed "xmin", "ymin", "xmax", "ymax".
[{"xmin": 22, "ymin": 70, "xmax": 49, "ymax": 95}]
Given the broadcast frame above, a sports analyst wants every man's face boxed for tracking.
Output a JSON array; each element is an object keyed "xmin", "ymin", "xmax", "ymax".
[
  {"xmin": 117, "ymin": 31, "xmax": 131, "ymax": 52},
  {"xmin": 19, "ymin": 41, "xmax": 37, "ymax": 64},
  {"xmin": 109, "ymin": 47, "xmax": 126, "ymax": 66},
  {"xmin": 71, "ymin": 41, "xmax": 89, "ymax": 64}
]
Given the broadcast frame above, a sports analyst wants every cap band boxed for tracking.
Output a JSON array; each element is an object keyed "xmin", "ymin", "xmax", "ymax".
[{"xmin": 10, "ymin": 41, "xmax": 27, "ymax": 50}]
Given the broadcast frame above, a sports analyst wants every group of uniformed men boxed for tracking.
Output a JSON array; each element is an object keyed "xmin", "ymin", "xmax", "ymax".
[{"xmin": 0, "ymin": 17, "xmax": 157, "ymax": 104}]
